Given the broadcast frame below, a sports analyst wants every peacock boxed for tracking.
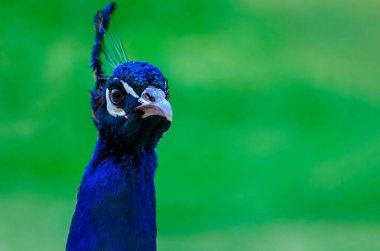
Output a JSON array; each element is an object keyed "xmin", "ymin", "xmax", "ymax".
[{"xmin": 66, "ymin": 3, "xmax": 172, "ymax": 250}]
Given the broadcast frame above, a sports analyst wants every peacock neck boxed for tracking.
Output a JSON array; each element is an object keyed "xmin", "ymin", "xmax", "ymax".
[{"xmin": 67, "ymin": 136, "xmax": 158, "ymax": 251}]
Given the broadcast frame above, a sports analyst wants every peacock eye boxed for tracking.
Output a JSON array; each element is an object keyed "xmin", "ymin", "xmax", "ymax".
[{"xmin": 109, "ymin": 87, "xmax": 125, "ymax": 105}]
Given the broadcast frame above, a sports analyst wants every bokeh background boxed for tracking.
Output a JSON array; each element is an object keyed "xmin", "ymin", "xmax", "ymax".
[{"xmin": 1, "ymin": 0, "xmax": 380, "ymax": 250}]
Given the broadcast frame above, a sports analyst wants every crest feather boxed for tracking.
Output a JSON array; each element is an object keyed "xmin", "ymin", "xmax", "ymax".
[{"xmin": 90, "ymin": 2, "xmax": 128, "ymax": 126}]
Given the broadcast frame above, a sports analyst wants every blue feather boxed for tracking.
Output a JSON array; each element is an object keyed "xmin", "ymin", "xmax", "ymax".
[
  {"xmin": 66, "ymin": 139, "xmax": 158, "ymax": 250},
  {"xmin": 91, "ymin": 2, "xmax": 116, "ymax": 89}
]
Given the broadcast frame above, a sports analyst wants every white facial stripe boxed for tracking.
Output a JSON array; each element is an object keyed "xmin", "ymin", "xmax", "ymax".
[
  {"xmin": 105, "ymin": 88, "xmax": 126, "ymax": 117},
  {"xmin": 120, "ymin": 79, "xmax": 139, "ymax": 98}
]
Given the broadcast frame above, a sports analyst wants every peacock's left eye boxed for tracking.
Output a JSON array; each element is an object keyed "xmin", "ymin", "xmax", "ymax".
[{"xmin": 109, "ymin": 87, "xmax": 125, "ymax": 105}]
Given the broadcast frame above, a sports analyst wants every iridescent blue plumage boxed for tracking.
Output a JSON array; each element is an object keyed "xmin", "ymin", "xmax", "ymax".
[
  {"xmin": 112, "ymin": 62, "xmax": 168, "ymax": 94},
  {"xmin": 67, "ymin": 3, "xmax": 172, "ymax": 250},
  {"xmin": 67, "ymin": 139, "xmax": 158, "ymax": 250}
]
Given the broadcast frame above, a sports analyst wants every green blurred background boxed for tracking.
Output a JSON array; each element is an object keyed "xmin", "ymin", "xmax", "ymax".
[{"xmin": 1, "ymin": 0, "xmax": 380, "ymax": 250}]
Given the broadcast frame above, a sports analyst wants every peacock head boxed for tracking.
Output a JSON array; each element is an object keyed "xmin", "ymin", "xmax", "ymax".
[
  {"xmin": 91, "ymin": 61, "xmax": 172, "ymax": 151},
  {"xmin": 89, "ymin": 3, "xmax": 172, "ymax": 151}
]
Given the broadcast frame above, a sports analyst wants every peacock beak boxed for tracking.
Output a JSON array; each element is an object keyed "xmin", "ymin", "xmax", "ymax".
[{"xmin": 132, "ymin": 86, "xmax": 172, "ymax": 122}]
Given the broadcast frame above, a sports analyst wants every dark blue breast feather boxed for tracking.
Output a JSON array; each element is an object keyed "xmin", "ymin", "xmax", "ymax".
[{"xmin": 66, "ymin": 139, "xmax": 158, "ymax": 250}]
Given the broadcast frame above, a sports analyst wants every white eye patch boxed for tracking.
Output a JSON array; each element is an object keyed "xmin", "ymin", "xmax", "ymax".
[
  {"xmin": 119, "ymin": 79, "xmax": 139, "ymax": 98},
  {"xmin": 105, "ymin": 78, "xmax": 139, "ymax": 117},
  {"xmin": 105, "ymin": 88, "xmax": 126, "ymax": 117}
]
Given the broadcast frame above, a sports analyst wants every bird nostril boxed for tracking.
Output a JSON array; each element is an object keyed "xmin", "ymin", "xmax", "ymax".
[{"xmin": 143, "ymin": 93, "xmax": 156, "ymax": 102}]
